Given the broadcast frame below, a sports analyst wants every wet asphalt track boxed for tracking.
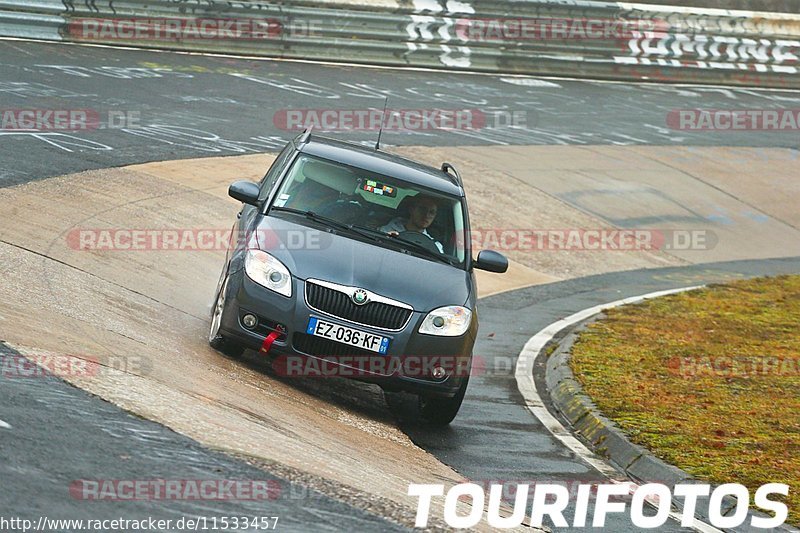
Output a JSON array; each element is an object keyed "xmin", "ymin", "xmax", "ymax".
[
  {"xmin": 2, "ymin": 40, "xmax": 799, "ymax": 188},
  {"xmin": 0, "ymin": 344, "xmax": 405, "ymax": 532},
  {"xmin": 2, "ymin": 40, "xmax": 800, "ymax": 531}
]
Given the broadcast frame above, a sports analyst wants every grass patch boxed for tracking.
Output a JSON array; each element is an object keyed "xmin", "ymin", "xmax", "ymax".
[{"xmin": 570, "ymin": 275, "xmax": 800, "ymax": 525}]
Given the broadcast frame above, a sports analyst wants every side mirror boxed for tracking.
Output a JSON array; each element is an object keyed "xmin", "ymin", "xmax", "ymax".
[
  {"xmin": 228, "ymin": 180, "xmax": 260, "ymax": 206},
  {"xmin": 474, "ymin": 250, "xmax": 508, "ymax": 273}
]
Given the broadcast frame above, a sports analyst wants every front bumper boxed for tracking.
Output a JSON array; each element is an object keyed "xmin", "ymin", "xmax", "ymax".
[{"xmin": 218, "ymin": 269, "xmax": 474, "ymax": 398}]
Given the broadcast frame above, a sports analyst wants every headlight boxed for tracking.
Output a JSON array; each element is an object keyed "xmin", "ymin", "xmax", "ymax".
[
  {"xmin": 419, "ymin": 306, "xmax": 472, "ymax": 336},
  {"xmin": 244, "ymin": 249, "xmax": 292, "ymax": 297}
]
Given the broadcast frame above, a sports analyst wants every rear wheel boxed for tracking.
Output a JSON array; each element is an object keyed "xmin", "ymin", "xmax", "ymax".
[
  {"xmin": 418, "ymin": 376, "xmax": 469, "ymax": 426},
  {"xmin": 208, "ymin": 275, "xmax": 245, "ymax": 358}
]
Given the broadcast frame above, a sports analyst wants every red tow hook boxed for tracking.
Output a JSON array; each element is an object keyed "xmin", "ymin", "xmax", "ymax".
[{"xmin": 259, "ymin": 325, "xmax": 284, "ymax": 355}]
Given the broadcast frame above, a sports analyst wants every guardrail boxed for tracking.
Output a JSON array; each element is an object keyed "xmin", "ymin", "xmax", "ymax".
[
  {"xmin": 1, "ymin": 0, "xmax": 798, "ymax": 88},
  {"xmin": 0, "ymin": 0, "xmax": 64, "ymax": 41}
]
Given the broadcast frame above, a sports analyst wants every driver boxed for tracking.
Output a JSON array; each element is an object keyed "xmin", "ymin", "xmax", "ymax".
[{"xmin": 379, "ymin": 195, "xmax": 444, "ymax": 253}]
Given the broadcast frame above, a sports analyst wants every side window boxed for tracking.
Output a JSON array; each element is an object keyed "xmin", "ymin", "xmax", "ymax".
[{"xmin": 258, "ymin": 143, "xmax": 294, "ymax": 202}]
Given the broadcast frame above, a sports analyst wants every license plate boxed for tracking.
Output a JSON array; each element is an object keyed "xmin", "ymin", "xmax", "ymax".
[{"xmin": 306, "ymin": 317, "xmax": 390, "ymax": 354}]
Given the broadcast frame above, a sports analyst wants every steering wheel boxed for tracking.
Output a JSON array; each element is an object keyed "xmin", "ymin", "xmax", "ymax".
[
  {"xmin": 398, "ymin": 230, "xmax": 440, "ymax": 254},
  {"xmin": 318, "ymin": 196, "xmax": 365, "ymax": 224}
]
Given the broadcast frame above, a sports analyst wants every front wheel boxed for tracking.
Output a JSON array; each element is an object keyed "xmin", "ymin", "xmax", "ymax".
[
  {"xmin": 418, "ymin": 376, "xmax": 469, "ymax": 426},
  {"xmin": 208, "ymin": 275, "xmax": 245, "ymax": 358}
]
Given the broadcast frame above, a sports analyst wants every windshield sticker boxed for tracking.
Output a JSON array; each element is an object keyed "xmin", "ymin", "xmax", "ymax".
[{"xmin": 363, "ymin": 180, "xmax": 396, "ymax": 198}]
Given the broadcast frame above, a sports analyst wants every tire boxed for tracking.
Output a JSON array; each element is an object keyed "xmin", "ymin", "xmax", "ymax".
[
  {"xmin": 208, "ymin": 274, "xmax": 245, "ymax": 358},
  {"xmin": 418, "ymin": 376, "xmax": 469, "ymax": 426}
]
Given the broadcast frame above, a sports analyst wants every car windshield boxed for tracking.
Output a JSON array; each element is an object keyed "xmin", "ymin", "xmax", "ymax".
[{"xmin": 270, "ymin": 153, "xmax": 466, "ymax": 265}]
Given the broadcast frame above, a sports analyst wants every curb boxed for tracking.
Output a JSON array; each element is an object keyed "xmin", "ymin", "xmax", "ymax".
[{"xmin": 541, "ymin": 314, "xmax": 799, "ymax": 532}]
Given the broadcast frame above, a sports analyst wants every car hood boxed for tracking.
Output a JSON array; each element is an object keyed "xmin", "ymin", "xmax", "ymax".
[{"xmin": 253, "ymin": 215, "xmax": 471, "ymax": 312}]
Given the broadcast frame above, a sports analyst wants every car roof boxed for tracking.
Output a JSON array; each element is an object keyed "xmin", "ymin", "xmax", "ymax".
[{"xmin": 296, "ymin": 135, "xmax": 464, "ymax": 197}]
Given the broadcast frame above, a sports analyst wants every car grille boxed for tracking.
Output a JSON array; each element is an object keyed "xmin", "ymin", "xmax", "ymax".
[
  {"xmin": 305, "ymin": 282, "xmax": 412, "ymax": 330},
  {"xmin": 293, "ymin": 333, "xmax": 378, "ymax": 359}
]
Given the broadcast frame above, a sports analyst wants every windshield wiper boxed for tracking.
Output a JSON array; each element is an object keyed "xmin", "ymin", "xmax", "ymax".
[
  {"xmin": 348, "ymin": 224, "xmax": 396, "ymax": 242},
  {"xmin": 349, "ymin": 225, "xmax": 457, "ymax": 266},
  {"xmin": 271, "ymin": 206, "xmax": 347, "ymax": 230},
  {"xmin": 271, "ymin": 207, "xmax": 383, "ymax": 243},
  {"xmin": 393, "ymin": 237, "xmax": 457, "ymax": 266}
]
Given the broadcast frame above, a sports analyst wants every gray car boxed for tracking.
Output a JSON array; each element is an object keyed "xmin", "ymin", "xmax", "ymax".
[{"xmin": 209, "ymin": 131, "xmax": 508, "ymax": 425}]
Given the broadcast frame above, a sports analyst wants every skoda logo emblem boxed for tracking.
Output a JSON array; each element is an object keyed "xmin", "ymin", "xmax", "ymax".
[{"xmin": 352, "ymin": 289, "xmax": 369, "ymax": 306}]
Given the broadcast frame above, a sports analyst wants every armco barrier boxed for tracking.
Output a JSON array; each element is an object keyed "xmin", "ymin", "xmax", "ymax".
[
  {"xmin": 0, "ymin": 0, "xmax": 798, "ymax": 88},
  {"xmin": 0, "ymin": 0, "xmax": 64, "ymax": 40}
]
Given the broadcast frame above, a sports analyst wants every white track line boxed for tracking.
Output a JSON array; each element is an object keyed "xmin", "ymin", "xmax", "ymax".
[
  {"xmin": 2, "ymin": 37, "xmax": 800, "ymax": 93},
  {"xmin": 514, "ymin": 286, "xmax": 723, "ymax": 533}
]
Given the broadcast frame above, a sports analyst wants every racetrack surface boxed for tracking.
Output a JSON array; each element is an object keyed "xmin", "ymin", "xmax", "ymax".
[
  {"xmin": 0, "ymin": 343, "xmax": 409, "ymax": 532},
  {"xmin": 1, "ymin": 39, "xmax": 799, "ymax": 531},
  {"xmin": 2, "ymin": 40, "xmax": 799, "ymax": 188}
]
